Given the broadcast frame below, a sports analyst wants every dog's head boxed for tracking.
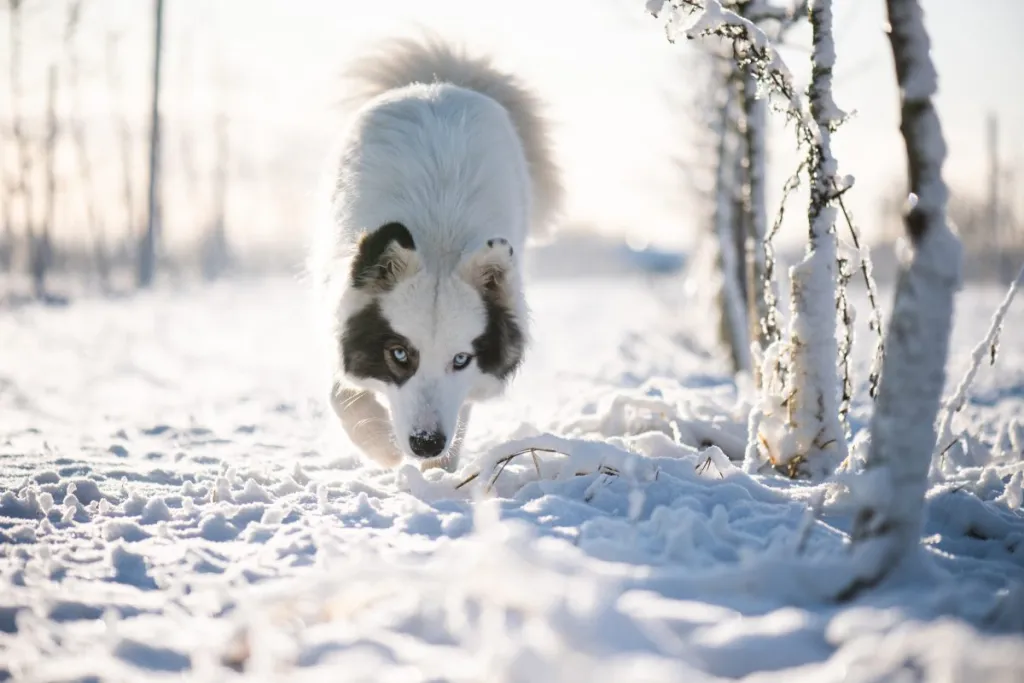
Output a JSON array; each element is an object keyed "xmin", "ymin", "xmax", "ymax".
[{"xmin": 338, "ymin": 222, "xmax": 525, "ymax": 460}]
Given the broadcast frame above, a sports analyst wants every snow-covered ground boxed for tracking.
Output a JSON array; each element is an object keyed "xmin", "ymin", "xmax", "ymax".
[{"xmin": 1, "ymin": 252, "xmax": 1023, "ymax": 682}]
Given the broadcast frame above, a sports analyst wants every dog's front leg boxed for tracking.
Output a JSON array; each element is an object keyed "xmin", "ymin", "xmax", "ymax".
[{"xmin": 330, "ymin": 384, "xmax": 403, "ymax": 468}]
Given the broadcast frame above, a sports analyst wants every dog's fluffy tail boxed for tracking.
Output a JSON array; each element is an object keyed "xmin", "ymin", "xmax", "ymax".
[{"xmin": 342, "ymin": 35, "xmax": 563, "ymax": 236}]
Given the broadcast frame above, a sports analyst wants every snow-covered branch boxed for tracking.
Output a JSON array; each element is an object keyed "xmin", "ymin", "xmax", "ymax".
[
  {"xmin": 840, "ymin": 0, "xmax": 963, "ymax": 601},
  {"xmin": 746, "ymin": 0, "xmax": 807, "ymax": 24},
  {"xmin": 648, "ymin": 0, "xmax": 818, "ymax": 150}
]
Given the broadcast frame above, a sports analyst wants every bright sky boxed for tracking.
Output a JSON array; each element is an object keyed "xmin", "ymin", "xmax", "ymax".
[{"xmin": 4, "ymin": 0, "xmax": 1023, "ymax": 255}]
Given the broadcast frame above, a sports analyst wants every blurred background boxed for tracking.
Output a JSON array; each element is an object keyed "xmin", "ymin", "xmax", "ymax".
[{"xmin": 1, "ymin": 0, "xmax": 1022, "ymax": 301}]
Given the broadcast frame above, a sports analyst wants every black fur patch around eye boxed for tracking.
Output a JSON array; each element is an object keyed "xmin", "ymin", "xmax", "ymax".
[
  {"xmin": 341, "ymin": 301, "xmax": 419, "ymax": 385},
  {"xmin": 350, "ymin": 222, "xmax": 416, "ymax": 290},
  {"xmin": 473, "ymin": 295, "xmax": 524, "ymax": 381}
]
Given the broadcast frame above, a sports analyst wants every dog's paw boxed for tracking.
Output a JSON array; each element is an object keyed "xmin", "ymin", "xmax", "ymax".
[
  {"xmin": 420, "ymin": 452, "xmax": 459, "ymax": 474},
  {"xmin": 485, "ymin": 237, "xmax": 513, "ymax": 257}
]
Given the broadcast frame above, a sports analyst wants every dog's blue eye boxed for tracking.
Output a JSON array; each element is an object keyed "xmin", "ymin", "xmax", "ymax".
[
  {"xmin": 452, "ymin": 352, "xmax": 472, "ymax": 370},
  {"xmin": 390, "ymin": 346, "xmax": 409, "ymax": 364}
]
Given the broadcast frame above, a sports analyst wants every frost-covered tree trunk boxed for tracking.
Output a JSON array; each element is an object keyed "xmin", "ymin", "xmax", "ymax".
[
  {"xmin": 741, "ymin": 71, "xmax": 769, "ymax": 368},
  {"xmin": 139, "ymin": 0, "xmax": 164, "ymax": 288},
  {"xmin": 0, "ymin": 163, "xmax": 12, "ymax": 273},
  {"xmin": 729, "ymin": 119, "xmax": 748, "ymax": 310},
  {"xmin": 714, "ymin": 76, "xmax": 751, "ymax": 373},
  {"xmin": 35, "ymin": 65, "xmax": 58, "ymax": 300},
  {"xmin": 677, "ymin": 48, "xmax": 749, "ymax": 373},
  {"xmin": 202, "ymin": 111, "xmax": 232, "ymax": 280},
  {"xmin": 8, "ymin": 0, "xmax": 43, "ymax": 295},
  {"xmin": 66, "ymin": 0, "xmax": 111, "ymax": 290},
  {"xmin": 105, "ymin": 33, "xmax": 137, "ymax": 248},
  {"xmin": 839, "ymin": 0, "xmax": 962, "ymax": 600},
  {"xmin": 762, "ymin": 0, "xmax": 846, "ymax": 478}
]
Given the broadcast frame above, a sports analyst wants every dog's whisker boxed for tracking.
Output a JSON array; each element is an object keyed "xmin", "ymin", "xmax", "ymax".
[
  {"xmin": 339, "ymin": 394, "xmax": 364, "ymax": 410},
  {"xmin": 353, "ymin": 416, "xmax": 389, "ymax": 429},
  {"xmin": 336, "ymin": 390, "xmax": 382, "ymax": 412}
]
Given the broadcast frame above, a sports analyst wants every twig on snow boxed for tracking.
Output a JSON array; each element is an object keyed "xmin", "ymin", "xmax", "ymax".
[{"xmin": 454, "ymin": 447, "xmax": 562, "ymax": 492}]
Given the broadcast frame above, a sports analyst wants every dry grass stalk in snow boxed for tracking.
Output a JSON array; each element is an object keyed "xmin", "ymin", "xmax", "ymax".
[
  {"xmin": 454, "ymin": 435, "xmax": 661, "ymax": 496},
  {"xmin": 455, "ymin": 447, "xmax": 556, "ymax": 492},
  {"xmin": 456, "ymin": 447, "xmax": 627, "ymax": 495},
  {"xmin": 933, "ymin": 261, "xmax": 1024, "ymax": 475},
  {"xmin": 839, "ymin": 0, "xmax": 962, "ymax": 601}
]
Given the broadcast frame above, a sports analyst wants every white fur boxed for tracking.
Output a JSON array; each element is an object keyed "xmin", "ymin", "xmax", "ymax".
[{"xmin": 310, "ymin": 35, "xmax": 562, "ymax": 470}]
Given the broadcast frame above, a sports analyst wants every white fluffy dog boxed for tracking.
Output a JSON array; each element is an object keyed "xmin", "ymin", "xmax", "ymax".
[{"xmin": 310, "ymin": 35, "xmax": 562, "ymax": 471}]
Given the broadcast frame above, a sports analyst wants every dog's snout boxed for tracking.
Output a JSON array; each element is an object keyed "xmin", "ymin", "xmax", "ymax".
[{"xmin": 409, "ymin": 430, "xmax": 447, "ymax": 458}]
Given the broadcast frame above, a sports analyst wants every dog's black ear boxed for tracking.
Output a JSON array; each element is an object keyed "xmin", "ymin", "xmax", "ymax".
[
  {"xmin": 459, "ymin": 238, "xmax": 524, "ymax": 380},
  {"xmin": 458, "ymin": 237, "xmax": 516, "ymax": 303},
  {"xmin": 350, "ymin": 222, "xmax": 420, "ymax": 292}
]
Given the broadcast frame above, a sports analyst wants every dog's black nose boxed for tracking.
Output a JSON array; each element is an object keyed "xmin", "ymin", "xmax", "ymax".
[{"xmin": 409, "ymin": 431, "xmax": 447, "ymax": 458}]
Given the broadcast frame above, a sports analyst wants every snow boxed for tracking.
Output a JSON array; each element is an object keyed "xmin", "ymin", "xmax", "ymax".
[{"xmin": 1, "ymin": 255, "xmax": 1023, "ymax": 680}]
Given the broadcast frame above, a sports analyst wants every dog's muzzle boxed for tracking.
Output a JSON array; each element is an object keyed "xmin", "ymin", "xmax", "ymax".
[{"xmin": 409, "ymin": 430, "xmax": 447, "ymax": 458}]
